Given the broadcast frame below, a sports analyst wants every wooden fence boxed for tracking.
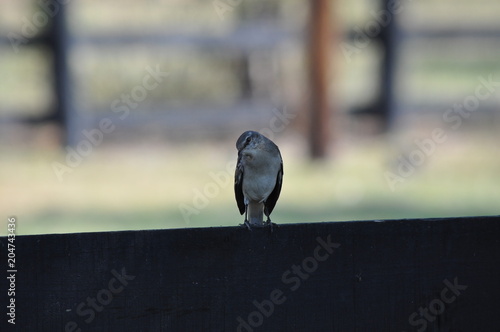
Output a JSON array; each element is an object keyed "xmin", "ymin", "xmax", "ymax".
[
  {"xmin": 2, "ymin": 215, "xmax": 500, "ymax": 331},
  {"xmin": 4, "ymin": 1, "xmax": 500, "ymax": 149}
]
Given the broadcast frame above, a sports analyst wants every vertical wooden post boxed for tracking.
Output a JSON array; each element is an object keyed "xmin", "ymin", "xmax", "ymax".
[
  {"xmin": 51, "ymin": 0, "xmax": 76, "ymax": 146},
  {"xmin": 308, "ymin": 0, "xmax": 332, "ymax": 159},
  {"xmin": 377, "ymin": 0, "xmax": 398, "ymax": 132}
]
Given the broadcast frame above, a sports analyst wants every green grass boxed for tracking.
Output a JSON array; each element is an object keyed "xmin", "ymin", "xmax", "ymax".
[{"xmin": 1, "ymin": 133, "xmax": 499, "ymax": 235}]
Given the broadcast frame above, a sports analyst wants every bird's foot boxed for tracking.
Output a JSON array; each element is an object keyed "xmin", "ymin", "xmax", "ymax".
[
  {"xmin": 239, "ymin": 220, "xmax": 252, "ymax": 231},
  {"xmin": 265, "ymin": 219, "xmax": 277, "ymax": 232}
]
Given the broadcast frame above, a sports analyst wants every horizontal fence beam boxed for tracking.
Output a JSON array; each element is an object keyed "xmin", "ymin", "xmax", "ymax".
[
  {"xmin": 1, "ymin": 216, "xmax": 500, "ymax": 331},
  {"xmin": 3, "ymin": 26, "xmax": 500, "ymax": 48}
]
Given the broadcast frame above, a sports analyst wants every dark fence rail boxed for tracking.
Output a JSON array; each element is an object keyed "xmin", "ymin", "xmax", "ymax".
[{"xmin": 2, "ymin": 216, "xmax": 500, "ymax": 331}]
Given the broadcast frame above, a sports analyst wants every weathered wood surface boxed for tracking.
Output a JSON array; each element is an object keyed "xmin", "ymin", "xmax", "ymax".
[{"xmin": 2, "ymin": 216, "xmax": 500, "ymax": 331}]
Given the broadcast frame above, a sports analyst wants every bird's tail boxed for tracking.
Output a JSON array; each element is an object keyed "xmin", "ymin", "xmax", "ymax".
[{"xmin": 247, "ymin": 202, "xmax": 264, "ymax": 226}]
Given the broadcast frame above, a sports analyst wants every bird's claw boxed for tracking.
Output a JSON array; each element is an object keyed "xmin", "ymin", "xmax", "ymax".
[
  {"xmin": 239, "ymin": 220, "xmax": 252, "ymax": 231},
  {"xmin": 265, "ymin": 219, "xmax": 277, "ymax": 232},
  {"xmin": 240, "ymin": 220, "xmax": 276, "ymax": 232}
]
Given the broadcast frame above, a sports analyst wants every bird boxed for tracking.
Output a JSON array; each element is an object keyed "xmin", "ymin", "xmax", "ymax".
[{"xmin": 234, "ymin": 131, "xmax": 283, "ymax": 229}]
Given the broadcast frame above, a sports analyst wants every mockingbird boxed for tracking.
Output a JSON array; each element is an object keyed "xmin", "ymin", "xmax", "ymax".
[{"xmin": 234, "ymin": 131, "xmax": 283, "ymax": 229}]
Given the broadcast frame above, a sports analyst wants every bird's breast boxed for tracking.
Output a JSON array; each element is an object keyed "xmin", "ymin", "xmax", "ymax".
[{"xmin": 242, "ymin": 172, "xmax": 277, "ymax": 203}]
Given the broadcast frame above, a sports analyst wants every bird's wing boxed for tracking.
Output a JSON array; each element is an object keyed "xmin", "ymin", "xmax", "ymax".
[
  {"xmin": 264, "ymin": 160, "xmax": 283, "ymax": 215},
  {"xmin": 234, "ymin": 155, "xmax": 246, "ymax": 215}
]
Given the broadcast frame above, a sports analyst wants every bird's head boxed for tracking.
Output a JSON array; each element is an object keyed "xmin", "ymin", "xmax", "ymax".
[
  {"xmin": 236, "ymin": 131, "xmax": 280, "ymax": 164},
  {"xmin": 236, "ymin": 131, "xmax": 263, "ymax": 153}
]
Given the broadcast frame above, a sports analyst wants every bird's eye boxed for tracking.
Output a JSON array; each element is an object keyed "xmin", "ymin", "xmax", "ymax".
[{"xmin": 245, "ymin": 137, "xmax": 251, "ymax": 143}]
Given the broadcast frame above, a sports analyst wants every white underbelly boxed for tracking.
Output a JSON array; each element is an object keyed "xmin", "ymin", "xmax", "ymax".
[{"xmin": 243, "ymin": 174, "xmax": 276, "ymax": 203}]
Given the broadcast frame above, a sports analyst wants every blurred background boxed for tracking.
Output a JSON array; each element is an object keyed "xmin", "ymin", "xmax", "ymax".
[{"xmin": 1, "ymin": 0, "xmax": 499, "ymax": 235}]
